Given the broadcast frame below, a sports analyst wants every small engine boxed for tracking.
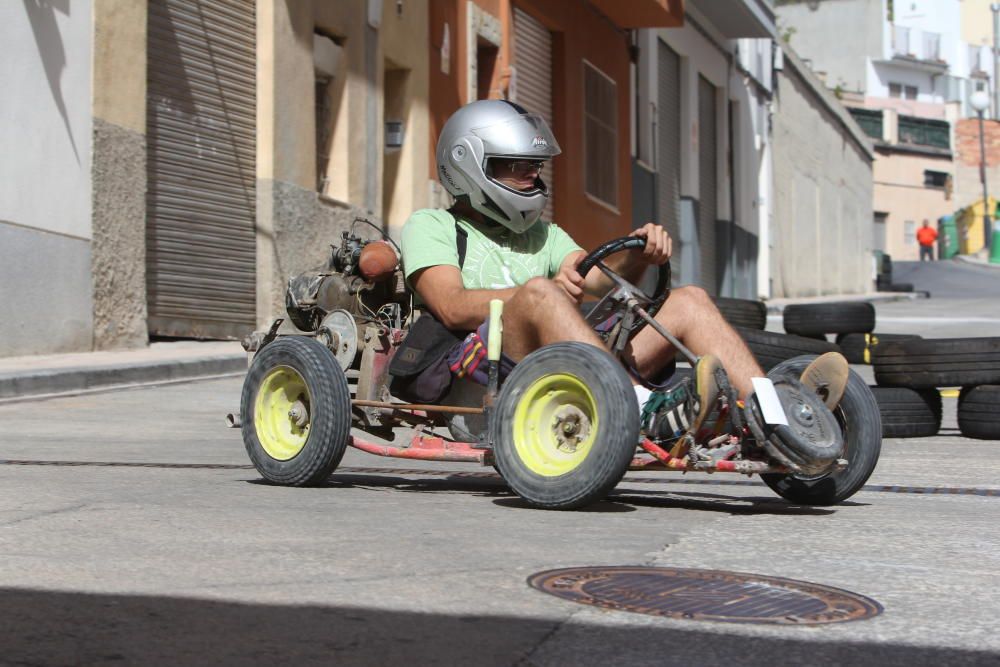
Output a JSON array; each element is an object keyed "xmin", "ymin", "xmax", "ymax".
[{"xmin": 284, "ymin": 225, "xmax": 408, "ymax": 333}]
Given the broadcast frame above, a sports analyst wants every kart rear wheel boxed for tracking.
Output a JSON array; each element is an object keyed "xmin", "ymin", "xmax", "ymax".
[
  {"xmin": 240, "ymin": 336, "xmax": 351, "ymax": 486},
  {"xmin": 760, "ymin": 356, "xmax": 882, "ymax": 505},
  {"xmin": 491, "ymin": 342, "xmax": 638, "ymax": 510}
]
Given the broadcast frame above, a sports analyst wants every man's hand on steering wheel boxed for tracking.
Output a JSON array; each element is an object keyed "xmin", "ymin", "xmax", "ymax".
[
  {"xmin": 628, "ymin": 223, "xmax": 673, "ymax": 269},
  {"xmin": 553, "ymin": 259, "xmax": 585, "ymax": 305}
]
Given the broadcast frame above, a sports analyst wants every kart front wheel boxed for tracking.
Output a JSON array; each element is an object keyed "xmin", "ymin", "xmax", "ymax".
[
  {"xmin": 761, "ymin": 355, "xmax": 882, "ymax": 505},
  {"xmin": 240, "ymin": 336, "xmax": 351, "ymax": 486},
  {"xmin": 491, "ymin": 342, "xmax": 638, "ymax": 510}
]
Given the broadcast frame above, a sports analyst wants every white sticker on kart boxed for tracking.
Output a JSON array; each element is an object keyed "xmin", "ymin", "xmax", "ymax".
[{"xmin": 751, "ymin": 377, "xmax": 789, "ymax": 426}]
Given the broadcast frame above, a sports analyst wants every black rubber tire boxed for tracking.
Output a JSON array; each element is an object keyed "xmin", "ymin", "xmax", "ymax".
[
  {"xmin": 835, "ymin": 333, "xmax": 922, "ymax": 365},
  {"xmin": 240, "ymin": 336, "xmax": 352, "ymax": 486},
  {"xmin": 881, "ymin": 254, "xmax": 893, "ymax": 277},
  {"xmin": 713, "ymin": 297, "xmax": 767, "ymax": 330},
  {"xmin": 872, "ymin": 337, "xmax": 1000, "ymax": 389},
  {"xmin": 783, "ymin": 302, "xmax": 876, "ymax": 336},
  {"xmin": 491, "ymin": 342, "xmax": 638, "ymax": 510},
  {"xmin": 735, "ymin": 327, "xmax": 841, "ymax": 372},
  {"xmin": 958, "ymin": 385, "xmax": 1000, "ymax": 440},
  {"xmin": 884, "ymin": 282, "xmax": 914, "ymax": 293},
  {"xmin": 869, "ymin": 386, "xmax": 941, "ymax": 438},
  {"xmin": 761, "ymin": 356, "xmax": 882, "ymax": 505}
]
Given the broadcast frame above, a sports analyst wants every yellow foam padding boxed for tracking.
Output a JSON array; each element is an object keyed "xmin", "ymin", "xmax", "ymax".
[{"xmin": 488, "ymin": 299, "xmax": 503, "ymax": 361}]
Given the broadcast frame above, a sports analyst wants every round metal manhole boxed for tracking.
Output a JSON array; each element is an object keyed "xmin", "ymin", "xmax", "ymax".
[{"xmin": 528, "ymin": 567, "xmax": 882, "ymax": 625}]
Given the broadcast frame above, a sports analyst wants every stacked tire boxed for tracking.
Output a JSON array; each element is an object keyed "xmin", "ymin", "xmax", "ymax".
[
  {"xmin": 873, "ymin": 337, "xmax": 1000, "ymax": 440},
  {"xmin": 713, "ymin": 296, "xmax": 767, "ymax": 331},
  {"xmin": 778, "ymin": 301, "xmax": 939, "ymax": 439},
  {"xmin": 718, "ymin": 299, "xmax": 843, "ymax": 372}
]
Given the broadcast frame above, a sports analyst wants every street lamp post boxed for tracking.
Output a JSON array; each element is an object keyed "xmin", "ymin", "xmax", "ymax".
[{"xmin": 969, "ymin": 90, "xmax": 994, "ymax": 256}]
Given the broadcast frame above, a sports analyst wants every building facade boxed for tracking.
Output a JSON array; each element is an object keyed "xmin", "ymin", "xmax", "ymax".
[
  {"xmin": 426, "ymin": 0, "xmax": 683, "ymax": 253},
  {"xmin": 1, "ymin": 0, "xmax": 432, "ymax": 358},
  {"xmin": 776, "ymin": 0, "xmax": 993, "ymax": 261},
  {"xmin": 635, "ymin": 0, "xmax": 777, "ymax": 298}
]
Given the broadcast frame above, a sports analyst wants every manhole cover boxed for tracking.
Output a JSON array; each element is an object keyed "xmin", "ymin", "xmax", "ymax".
[{"xmin": 528, "ymin": 567, "xmax": 882, "ymax": 625}]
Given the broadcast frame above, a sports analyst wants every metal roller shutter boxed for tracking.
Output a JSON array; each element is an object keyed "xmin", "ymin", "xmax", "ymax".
[
  {"xmin": 657, "ymin": 40, "xmax": 682, "ymax": 278},
  {"xmin": 698, "ymin": 75, "xmax": 718, "ymax": 295},
  {"xmin": 513, "ymin": 8, "xmax": 556, "ymax": 223},
  {"xmin": 146, "ymin": 0, "xmax": 256, "ymax": 339}
]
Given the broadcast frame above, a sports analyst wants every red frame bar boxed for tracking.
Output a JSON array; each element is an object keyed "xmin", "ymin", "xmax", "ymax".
[{"xmin": 350, "ymin": 434, "xmax": 489, "ymax": 464}]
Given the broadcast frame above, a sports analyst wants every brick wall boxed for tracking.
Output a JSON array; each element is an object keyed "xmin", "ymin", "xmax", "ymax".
[
  {"xmin": 956, "ymin": 118, "xmax": 1000, "ymax": 167},
  {"xmin": 954, "ymin": 118, "xmax": 1000, "ymax": 221}
]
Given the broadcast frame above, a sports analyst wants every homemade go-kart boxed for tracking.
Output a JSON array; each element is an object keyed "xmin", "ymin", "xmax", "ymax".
[{"xmin": 238, "ymin": 223, "xmax": 882, "ymax": 510}]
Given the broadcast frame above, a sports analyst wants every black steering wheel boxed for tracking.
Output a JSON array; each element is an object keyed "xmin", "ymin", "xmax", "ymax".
[{"xmin": 576, "ymin": 236, "xmax": 672, "ymax": 339}]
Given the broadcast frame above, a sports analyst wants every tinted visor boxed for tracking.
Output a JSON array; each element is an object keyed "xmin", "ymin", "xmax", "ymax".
[{"xmin": 470, "ymin": 113, "xmax": 561, "ymax": 159}]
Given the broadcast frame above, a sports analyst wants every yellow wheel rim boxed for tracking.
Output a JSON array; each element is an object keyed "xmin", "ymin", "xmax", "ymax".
[
  {"xmin": 254, "ymin": 365, "xmax": 311, "ymax": 461},
  {"xmin": 512, "ymin": 373, "xmax": 598, "ymax": 477}
]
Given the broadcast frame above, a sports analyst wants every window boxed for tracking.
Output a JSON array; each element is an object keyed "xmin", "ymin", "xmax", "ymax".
[
  {"xmin": 583, "ymin": 62, "xmax": 618, "ymax": 207},
  {"xmin": 889, "ymin": 82, "xmax": 918, "ymax": 100},
  {"xmin": 476, "ymin": 39, "xmax": 499, "ymax": 100},
  {"xmin": 924, "ymin": 170, "xmax": 949, "ymax": 188},
  {"xmin": 316, "ymin": 78, "xmax": 333, "ymax": 192},
  {"xmin": 905, "ymin": 220, "xmax": 916, "ymax": 245},
  {"xmin": 314, "ymin": 31, "xmax": 345, "ymax": 194}
]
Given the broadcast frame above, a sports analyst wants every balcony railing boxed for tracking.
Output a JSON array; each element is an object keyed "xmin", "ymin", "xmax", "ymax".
[
  {"xmin": 848, "ymin": 108, "xmax": 883, "ymax": 141},
  {"xmin": 892, "ymin": 25, "xmax": 945, "ymax": 64},
  {"xmin": 898, "ymin": 115, "xmax": 950, "ymax": 150}
]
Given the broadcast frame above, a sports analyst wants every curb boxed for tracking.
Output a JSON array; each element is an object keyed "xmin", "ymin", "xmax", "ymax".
[
  {"xmin": 764, "ymin": 292, "xmax": 922, "ymax": 314},
  {"xmin": 953, "ymin": 254, "xmax": 1000, "ymax": 270},
  {"xmin": 0, "ymin": 355, "xmax": 247, "ymax": 400}
]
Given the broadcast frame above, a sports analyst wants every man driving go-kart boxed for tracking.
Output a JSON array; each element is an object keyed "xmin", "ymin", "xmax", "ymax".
[
  {"xmin": 239, "ymin": 98, "xmax": 880, "ymax": 511},
  {"xmin": 399, "ymin": 99, "xmax": 849, "ymax": 450}
]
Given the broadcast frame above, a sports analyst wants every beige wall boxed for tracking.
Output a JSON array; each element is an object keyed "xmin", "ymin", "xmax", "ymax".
[
  {"xmin": 255, "ymin": 0, "xmax": 430, "ymax": 326},
  {"xmin": 873, "ymin": 150, "xmax": 954, "ymax": 260},
  {"xmin": 961, "ymin": 0, "xmax": 995, "ymax": 46},
  {"xmin": 772, "ymin": 49, "xmax": 875, "ymax": 297}
]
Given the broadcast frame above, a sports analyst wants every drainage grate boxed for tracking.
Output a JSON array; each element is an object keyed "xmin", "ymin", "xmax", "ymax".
[{"xmin": 528, "ymin": 566, "xmax": 882, "ymax": 625}]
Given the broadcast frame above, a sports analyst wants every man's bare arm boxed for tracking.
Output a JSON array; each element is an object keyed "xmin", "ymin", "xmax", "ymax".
[{"xmin": 409, "ymin": 265, "xmax": 519, "ymax": 331}]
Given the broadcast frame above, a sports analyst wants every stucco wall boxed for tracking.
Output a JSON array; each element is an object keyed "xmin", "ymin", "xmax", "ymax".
[
  {"xmin": 91, "ymin": 0, "xmax": 147, "ymax": 350},
  {"xmin": 0, "ymin": 0, "xmax": 94, "ymax": 356},
  {"xmin": 774, "ymin": 0, "xmax": 883, "ymax": 94},
  {"xmin": 772, "ymin": 49, "xmax": 875, "ymax": 297}
]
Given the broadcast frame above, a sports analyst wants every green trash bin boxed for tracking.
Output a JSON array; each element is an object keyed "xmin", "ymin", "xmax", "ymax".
[{"xmin": 938, "ymin": 215, "xmax": 958, "ymax": 260}]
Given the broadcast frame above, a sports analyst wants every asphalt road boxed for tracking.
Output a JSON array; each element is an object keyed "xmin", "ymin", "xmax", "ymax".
[{"xmin": 1, "ymin": 261, "xmax": 998, "ymax": 666}]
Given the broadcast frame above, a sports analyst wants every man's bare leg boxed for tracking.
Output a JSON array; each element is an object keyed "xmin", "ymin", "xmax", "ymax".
[
  {"xmin": 499, "ymin": 278, "xmax": 605, "ymax": 361},
  {"xmin": 624, "ymin": 285, "xmax": 763, "ymax": 398}
]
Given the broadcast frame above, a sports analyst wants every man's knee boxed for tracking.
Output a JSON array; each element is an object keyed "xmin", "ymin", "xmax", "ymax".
[{"xmin": 672, "ymin": 285, "xmax": 711, "ymax": 308}]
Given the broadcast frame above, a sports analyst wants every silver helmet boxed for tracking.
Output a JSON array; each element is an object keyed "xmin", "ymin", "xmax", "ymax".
[{"xmin": 436, "ymin": 100, "xmax": 561, "ymax": 233}]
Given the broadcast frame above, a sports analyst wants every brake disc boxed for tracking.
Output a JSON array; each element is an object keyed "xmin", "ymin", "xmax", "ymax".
[
  {"xmin": 750, "ymin": 375, "xmax": 844, "ymax": 475},
  {"xmin": 318, "ymin": 309, "xmax": 358, "ymax": 371}
]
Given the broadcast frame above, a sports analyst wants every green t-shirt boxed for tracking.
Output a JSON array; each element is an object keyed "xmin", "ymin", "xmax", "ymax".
[{"xmin": 401, "ymin": 208, "xmax": 583, "ymax": 290}]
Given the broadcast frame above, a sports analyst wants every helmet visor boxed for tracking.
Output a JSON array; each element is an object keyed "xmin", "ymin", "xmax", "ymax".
[{"xmin": 470, "ymin": 113, "xmax": 562, "ymax": 159}]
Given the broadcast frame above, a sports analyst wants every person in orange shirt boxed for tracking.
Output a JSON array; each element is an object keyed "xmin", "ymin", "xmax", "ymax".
[{"xmin": 917, "ymin": 219, "xmax": 938, "ymax": 261}]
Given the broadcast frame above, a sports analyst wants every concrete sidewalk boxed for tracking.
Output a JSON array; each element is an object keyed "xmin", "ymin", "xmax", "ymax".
[{"xmin": 0, "ymin": 341, "xmax": 247, "ymax": 402}]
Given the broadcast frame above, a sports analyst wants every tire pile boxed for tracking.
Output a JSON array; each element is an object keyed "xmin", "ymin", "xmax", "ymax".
[
  {"xmin": 716, "ymin": 298, "xmax": 1000, "ymax": 441},
  {"xmin": 876, "ymin": 253, "xmax": 914, "ymax": 293},
  {"xmin": 712, "ymin": 297, "xmax": 842, "ymax": 372},
  {"xmin": 872, "ymin": 337, "xmax": 1000, "ymax": 440}
]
